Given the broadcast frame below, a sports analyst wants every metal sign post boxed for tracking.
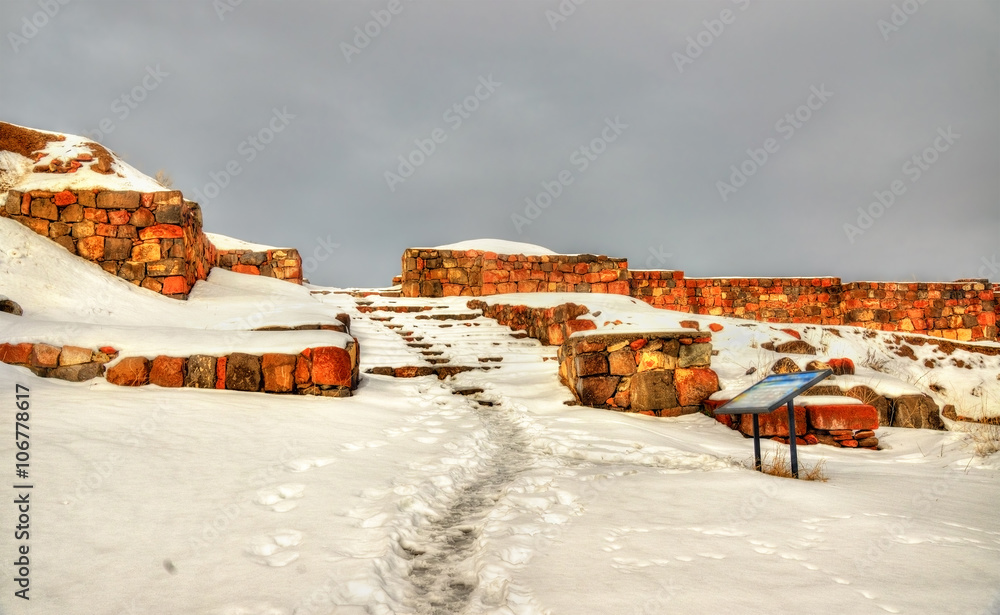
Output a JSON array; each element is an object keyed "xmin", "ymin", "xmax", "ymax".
[{"xmin": 714, "ymin": 370, "xmax": 833, "ymax": 479}]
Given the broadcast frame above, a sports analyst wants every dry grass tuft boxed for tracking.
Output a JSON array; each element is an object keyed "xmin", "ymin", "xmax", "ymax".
[
  {"xmin": 969, "ymin": 417, "xmax": 1000, "ymax": 458},
  {"xmin": 747, "ymin": 448, "xmax": 828, "ymax": 481}
]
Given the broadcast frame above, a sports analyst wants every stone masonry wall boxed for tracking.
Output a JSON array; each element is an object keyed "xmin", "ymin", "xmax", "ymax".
[
  {"xmin": 0, "ymin": 340, "xmax": 359, "ymax": 396},
  {"xmin": 558, "ymin": 331, "xmax": 719, "ymax": 416},
  {"xmin": 630, "ymin": 271, "xmax": 996, "ymax": 341},
  {"xmin": 401, "ymin": 248, "xmax": 630, "ymax": 298},
  {"xmin": 400, "ymin": 250, "xmax": 996, "ymax": 341},
  {"xmin": 3, "ymin": 189, "xmax": 304, "ymax": 298},
  {"xmin": 216, "ymin": 248, "xmax": 303, "ymax": 284}
]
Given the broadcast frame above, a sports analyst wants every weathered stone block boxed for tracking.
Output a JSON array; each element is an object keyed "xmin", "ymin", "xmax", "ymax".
[
  {"xmin": 30, "ymin": 198, "xmax": 57, "ymax": 220},
  {"xmin": 139, "ymin": 224, "xmax": 184, "ymax": 240},
  {"xmin": 71, "ymin": 221, "xmax": 95, "ymax": 238},
  {"xmin": 295, "ymin": 354, "xmax": 312, "ymax": 386},
  {"xmin": 576, "ymin": 375, "xmax": 620, "ymax": 406},
  {"xmin": 103, "ymin": 238, "xmax": 134, "ymax": 261},
  {"xmin": 738, "ymin": 406, "xmax": 807, "ymax": 437},
  {"xmin": 262, "ymin": 353, "xmax": 297, "ymax": 392},
  {"xmin": 630, "ymin": 370, "xmax": 677, "ymax": 411},
  {"xmin": 96, "ymin": 191, "xmax": 141, "ymax": 210},
  {"xmin": 59, "ymin": 345, "xmax": 93, "ymax": 366},
  {"xmin": 146, "ymin": 259, "xmax": 185, "ymax": 276},
  {"xmin": 807, "ymin": 404, "xmax": 878, "ymax": 431},
  {"xmin": 77, "ymin": 236, "xmax": 105, "ymax": 260},
  {"xmin": 131, "ymin": 243, "xmax": 161, "ymax": 262},
  {"xmin": 106, "ymin": 357, "xmax": 150, "ymax": 386},
  {"xmin": 184, "ymin": 355, "xmax": 216, "ymax": 388},
  {"xmin": 891, "ymin": 395, "xmax": 943, "ymax": 430},
  {"xmin": 312, "ymin": 346, "xmax": 353, "ymax": 387},
  {"xmin": 678, "ymin": 342, "xmax": 712, "ymax": 368},
  {"xmin": 53, "ymin": 236, "xmax": 76, "ymax": 253},
  {"xmin": 118, "ymin": 261, "xmax": 146, "ymax": 281},
  {"xmin": 239, "ymin": 251, "xmax": 267, "ymax": 266},
  {"xmin": 608, "ymin": 348, "xmax": 637, "ymax": 376},
  {"xmin": 60, "ymin": 203, "xmax": 84, "ymax": 222},
  {"xmin": 130, "ymin": 207, "xmax": 156, "ymax": 227},
  {"xmin": 48, "ymin": 362, "xmax": 104, "ymax": 382},
  {"xmin": 0, "ymin": 343, "xmax": 34, "ymax": 364},
  {"xmin": 162, "ymin": 276, "xmax": 190, "ymax": 295},
  {"xmin": 226, "ymin": 352, "xmax": 261, "ymax": 391},
  {"xmin": 150, "ymin": 355, "xmax": 186, "ymax": 388},
  {"xmin": 154, "ymin": 204, "xmax": 182, "ymax": 224},
  {"xmin": 637, "ymin": 350, "xmax": 676, "ymax": 372},
  {"xmin": 674, "ymin": 368, "xmax": 720, "ymax": 406},
  {"xmin": 575, "ymin": 352, "xmax": 609, "ymax": 377},
  {"xmin": 48, "ymin": 221, "xmax": 71, "ymax": 238},
  {"xmin": 30, "ymin": 343, "xmax": 60, "ymax": 368}
]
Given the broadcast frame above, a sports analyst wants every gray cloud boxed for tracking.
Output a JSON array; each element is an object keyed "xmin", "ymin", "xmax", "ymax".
[{"xmin": 2, "ymin": 0, "xmax": 997, "ymax": 286}]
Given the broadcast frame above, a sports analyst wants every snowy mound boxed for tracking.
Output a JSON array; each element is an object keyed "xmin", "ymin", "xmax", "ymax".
[
  {"xmin": 205, "ymin": 232, "xmax": 279, "ymax": 252},
  {"xmin": 431, "ymin": 238, "xmax": 558, "ymax": 255},
  {"xmin": 0, "ymin": 121, "xmax": 167, "ymax": 194}
]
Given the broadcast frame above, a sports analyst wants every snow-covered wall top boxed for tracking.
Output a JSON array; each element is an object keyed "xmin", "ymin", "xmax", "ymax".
[{"xmin": 0, "ymin": 122, "xmax": 166, "ymax": 194}]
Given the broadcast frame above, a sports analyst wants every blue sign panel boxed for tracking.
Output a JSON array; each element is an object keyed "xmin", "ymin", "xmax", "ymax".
[{"xmin": 715, "ymin": 370, "xmax": 832, "ymax": 415}]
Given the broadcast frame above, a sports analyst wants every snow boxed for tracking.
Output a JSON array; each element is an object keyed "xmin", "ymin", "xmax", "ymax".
[
  {"xmin": 430, "ymin": 239, "xmax": 558, "ymax": 255},
  {"xmin": 1, "ymin": 222, "xmax": 999, "ymax": 614},
  {"xmin": 205, "ymin": 232, "xmax": 281, "ymax": 252},
  {"xmin": 3, "ymin": 123, "xmax": 167, "ymax": 193}
]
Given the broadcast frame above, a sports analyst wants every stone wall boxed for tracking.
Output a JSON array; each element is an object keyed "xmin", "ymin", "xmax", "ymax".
[
  {"xmin": 3, "ymin": 189, "xmax": 304, "ymax": 298},
  {"xmin": 467, "ymin": 300, "xmax": 595, "ymax": 345},
  {"xmin": 216, "ymin": 247, "xmax": 303, "ymax": 284},
  {"xmin": 0, "ymin": 340, "xmax": 360, "ymax": 396},
  {"xmin": 400, "ymin": 249, "xmax": 997, "ymax": 341},
  {"xmin": 401, "ymin": 248, "xmax": 629, "ymax": 298},
  {"xmin": 558, "ymin": 331, "xmax": 719, "ymax": 416}
]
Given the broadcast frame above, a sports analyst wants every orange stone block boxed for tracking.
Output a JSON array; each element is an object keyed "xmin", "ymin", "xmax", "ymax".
[
  {"xmin": 53, "ymin": 190, "xmax": 77, "ymax": 206},
  {"xmin": 161, "ymin": 276, "xmax": 190, "ymax": 295},
  {"xmin": 149, "ymin": 355, "xmax": 185, "ymax": 387},
  {"xmin": 807, "ymin": 404, "xmax": 878, "ymax": 431},
  {"xmin": 138, "ymin": 224, "xmax": 184, "ymax": 240},
  {"xmin": 0, "ymin": 343, "xmax": 34, "ymax": 365},
  {"xmin": 311, "ymin": 346, "xmax": 353, "ymax": 386}
]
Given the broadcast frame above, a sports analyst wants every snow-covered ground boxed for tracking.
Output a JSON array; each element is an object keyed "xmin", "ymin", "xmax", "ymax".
[{"xmin": 1, "ymin": 221, "xmax": 999, "ymax": 614}]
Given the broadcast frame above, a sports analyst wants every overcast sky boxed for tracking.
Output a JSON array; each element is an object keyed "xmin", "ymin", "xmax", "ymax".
[{"xmin": 2, "ymin": 0, "xmax": 997, "ymax": 287}]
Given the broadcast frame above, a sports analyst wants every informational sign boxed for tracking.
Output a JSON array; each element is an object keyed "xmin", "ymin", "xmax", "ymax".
[
  {"xmin": 715, "ymin": 369, "xmax": 833, "ymax": 478},
  {"xmin": 715, "ymin": 370, "xmax": 833, "ymax": 415}
]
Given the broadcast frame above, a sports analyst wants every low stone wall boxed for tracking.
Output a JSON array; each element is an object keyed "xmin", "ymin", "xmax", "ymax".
[
  {"xmin": 705, "ymin": 399, "xmax": 881, "ymax": 449},
  {"xmin": 401, "ymin": 248, "xmax": 629, "ymax": 298},
  {"xmin": 216, "ymin": 248, "xmax": 303, "ymax": 284},
  {"xmin": 0, "ymin": 341, "xmax": 115, "ymax": 381},
  {"xmin": 558, "ymin": 331, "xmax": 719, "ymax": 416},
  {"xmin": 0, "ymin": 340, "xmax": 360, "ymax": 396},
  {"xmin": 467, "ymin": 300, "xmax": 595, "ymax": 345},
  {"xmin": 3, "ymin": 188, "xmax": 304, "ymax": 299}
]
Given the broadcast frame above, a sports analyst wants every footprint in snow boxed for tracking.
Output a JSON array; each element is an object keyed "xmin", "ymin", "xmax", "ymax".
[
  {"xmin": 246, "ymin": 529, "xmax": 303, "ymax": 567},
  {"xmin": 284, "ymin": 458, "xmax": 335, "ymax": 472},
  {"xmin": 254, "ymin": 484, "xmax": 306, "ymax": 512}
]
